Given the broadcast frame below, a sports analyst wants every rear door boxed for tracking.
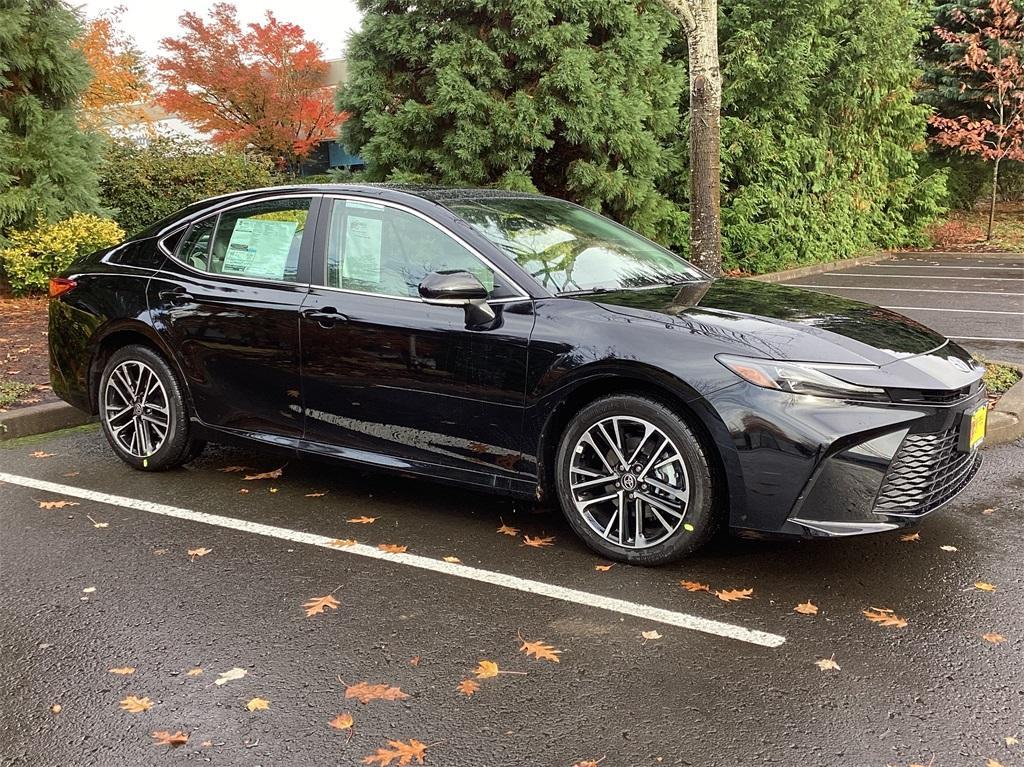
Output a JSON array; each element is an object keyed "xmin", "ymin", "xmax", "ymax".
[
  {"xmin": 148, "ymin": 194, "xmax": 320, "ymax": 442},
  {"xmin": 298, "ymin": 196, "xmax": 535, "ymax": 488}
]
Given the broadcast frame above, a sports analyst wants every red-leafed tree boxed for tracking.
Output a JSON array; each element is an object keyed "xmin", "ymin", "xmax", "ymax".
[
  {"xmin": 156, "ymin": 3, "xmax": 345, "ymax": 168},
  {"xmin": 928, "ymin": 0, "xmax": 1024, "ymax": 240}
]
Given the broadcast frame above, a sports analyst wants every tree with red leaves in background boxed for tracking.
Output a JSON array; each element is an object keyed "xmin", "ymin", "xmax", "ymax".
[
  {"xmin": 928, "ymin": 0, "xmax": 1024, "ymax": 240},
  {"xmin": 156, "ymin": 3, "xmax": 345, "ymax": 170}
]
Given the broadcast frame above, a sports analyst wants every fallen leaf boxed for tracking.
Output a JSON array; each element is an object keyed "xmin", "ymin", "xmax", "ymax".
[
  {"xmin": 329, "ymin": 712, "xmax": 354, "ymax": 731},
  {"xmin": 679, "ymin": 580, "xmax": 711, "ymax": 592},
  {"xmin": 377, "ymin": 543, "xmax": 408, "ymax": 554},
  {"xmin": 242, "ymin": 467, "xmax": 284, "ymax": 481},
  {"xmin": 442, "ymin": 555, "xmax": 461, "ymax": 563},
  {"xmin": 815, "ymin": 655, "xmax": 841, "ymax": 672},
  {"xmin": 120, "ymin": 695, "xmax": 154, "ymax": 713},
  {"xmin": 50, "ymin": 704, "xmax": 61, "ymax": 714},
  {"xmin": 794, "ymin": 601, "xmax": 819, "ymax": 615},
  {"xmin": 82, "ymin": 587, "xmax": 96, "ymax": 594},
  {"xmin": 238, "ymin": 488, "xmax": 249, "ymax": 494},
  {"xmin": 245, "ymin": 697, "xmax": 270, "ymax": 712},
  {"xmin": 218, "ymin": 466, "xmax": 254, "ymax": 473},
  {"xmin": 457, "ymin": 679, "xmax": 479, "ymax": 697},
  {"xmin": 939, "ymin": 545, "xmax": 958, "ymax": 552},
  {"xmin": 899, "ymin": 532, "xmax": 921, "ymax": 542},
  {"xmin": 474, "ymin": 660, "xmax": 500, "ymax": 679},
  {"xmin": 187, "ymin": 547, "xmax": 212, "ymax": 561},
  {"xmin": 409, "ymin": 656, "xmax": 420, "ymax": 667},
  {"xmin": 109, "ymin": 667, "xmax": 136, "ymax": 675},
  {"xmin": 30, "ymin": 451, "xmax": 54, "ymax": 458},
  {"xmin": 519, "ymin": 636, "xmax": 562, "ymax": 662},
  {"xmin": 345, "ymin": 681, "xmax": 409, "ymax": 704},
  {"xmin": 214, "ymin": 667, "xmax": 247, "ymax": 686},
  {"xmin": 863, "ymin": 608, "xmax": 908, "ymax": 628},
  {"xmin": 268, "ymin": 487, "xmax": 279, "ymax": 494},
  {"xmin": 347, "ymin": 516, "xmax": 377, "ymax": 524},
  {"xmin": 200, "ymin": 740, "xmax": 213, "ymax": 748},
  {"xmin": 38, "ymin": 500, "xmax": 78, "ymax": 509},
  {"xmin": 975, "ymin": 582, "xmax": 997, "ymax": 592},
  {"xmin": 329, "ymin": 538, "xmax": 357, "ymax": 548},
  {"xmin": 572, "ymin": 760, "xmax": 605, "ymax": 767},
  {"xmin": 982, "ymin": 507, "xmax": 997, "ymax": 515},
  {"xmin": 303, "ymin": 594, "xmax": 340, "ymax": 617},
  {"xmin": 982, "ymin": 632, "xmax": 1006, "ymax": 644},
  {"xmin": 63, "ymin": 471, "xmax": 80, "ymax": 477},
  {"xmin": 641, "ymin": 630, "xmax": 663, "ymax": 641},
  {"xmin": 361, "ymin": 738, "xmax": 427, "ymax": 766},
  {"xmin": 986, "ymin": 760, "xmax": 1005, "ymax": 767},
  {"xmin": 151, "ymin": 730, "xmax": 188, "ymax": 747},
  {"xmin": 715, "ymin": 588, "xmax": 754, "ymax": 603},
  {"xmin": 1005, "ymin": 736, "xmax": 1019, "ymax": 746},
  {"xmin": 185, "ymin": 668, "xmax": 203, "ymax": 676},
  {"xmin": 305, "ymin": 491, "xmax": 327, "ymax": 497},
  {"xmin": 522, "ymin": 535, "xmax": 555, "ymax": 548},
  {"xmin": 496, "ymin": 521, "xmax": 519, "ymax": 536},
  {"xmin": 594, "ymin": 563, "xmax": 614, "ymax": 572},
  {"xmin": 87, "ymin": 515, "xmax": 108, "ymax": 528}
]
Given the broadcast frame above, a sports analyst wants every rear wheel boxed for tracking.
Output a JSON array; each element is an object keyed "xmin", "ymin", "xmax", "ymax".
[
  {"xmin": 554, "ymin": 395, "xmax": 717, "ymax": 566},
  {"xmin": 99, "ymin": 344, "xmax": 203, "ymax": 471}
]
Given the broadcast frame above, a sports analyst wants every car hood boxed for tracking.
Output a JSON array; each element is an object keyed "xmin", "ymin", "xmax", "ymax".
[{"xmin": 582, "ymin": 279, "xmax": 951, "ymax": 366}]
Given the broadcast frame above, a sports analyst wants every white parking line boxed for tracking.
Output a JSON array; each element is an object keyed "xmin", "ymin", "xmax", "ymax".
[
  {"xmin": 949, "ymin": 336, "xmax": 1024, "ymax": 343},
  {"xmin": 824, "ymin": 273, "xmax": 1023, "ymax": 282},
  {"xmin": 789, "ymin": 285, "xmax": 1023, "ymax": 296},
  {"xmin": 884, "ymin": 306, "xmax": 1024, "ymax": 316},
  {"xmin": 871, "ymin": 264, "xmax": 1024, "ymax": 271},
  {"xmin": 0, "ymin": 472, "xmax": 786, "ymax": 649}
]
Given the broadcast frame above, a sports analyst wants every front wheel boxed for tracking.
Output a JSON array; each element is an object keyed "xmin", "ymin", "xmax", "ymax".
[
  {"xmin": 98, "ymin": 344, "xmax": 203, "ymax": 471},
  {"xmin": 554, "ymin": 395, "xmax": 717, "ymax": 566}
]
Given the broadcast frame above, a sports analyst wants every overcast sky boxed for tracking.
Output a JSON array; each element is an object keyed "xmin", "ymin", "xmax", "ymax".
[{"xmin": 75, "ymin": 0, "xmax": 363, "ymax": 60}]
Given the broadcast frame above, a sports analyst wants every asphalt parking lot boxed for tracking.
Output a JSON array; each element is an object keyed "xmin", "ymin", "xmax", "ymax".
[
  {"xmin": 777, "ymin": 252, "xmax": 1024, "ymax": 365},
  {"xmin": 2, "ymin": 425, "xmax": 1022, "ymax": 767}
]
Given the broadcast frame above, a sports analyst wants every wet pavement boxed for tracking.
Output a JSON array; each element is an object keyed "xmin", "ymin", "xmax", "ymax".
[
  {"xmin": 776, "ymin": 252, "xmax": 1024, "ymax": 365},
  {"xmin": 1, "ymin": 425, "xmax": 1022, "ymax": 767}
]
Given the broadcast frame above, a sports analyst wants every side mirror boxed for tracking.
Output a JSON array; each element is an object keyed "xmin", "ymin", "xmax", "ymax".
[{"xmin": 418, "ymin": 270, "xmax": 496, "ymax": 327}]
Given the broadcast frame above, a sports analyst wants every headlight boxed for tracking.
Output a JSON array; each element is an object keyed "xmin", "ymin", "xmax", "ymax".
[{"xmin": 716, "ymin": 355, "xmax": 889, "ymax": 402}]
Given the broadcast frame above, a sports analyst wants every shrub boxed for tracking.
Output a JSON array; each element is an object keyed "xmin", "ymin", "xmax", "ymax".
[
  {"xmin": 0, "ymin": 214, "xmax": 124, "ymax": 294},
  {"xmin": 100, "ymin": 136, "xmax": 275, "ymax": 236}
]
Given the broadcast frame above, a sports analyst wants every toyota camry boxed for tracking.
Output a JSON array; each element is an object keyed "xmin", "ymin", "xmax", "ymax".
[{"xmin": 47, "ymin": 185, "xmax": 988, "ymax": 565}]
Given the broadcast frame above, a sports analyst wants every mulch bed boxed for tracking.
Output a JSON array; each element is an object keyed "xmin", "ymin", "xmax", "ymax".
[{"xmin": 0, "ymin": 296, "xmax": 58, "ymax": 411}]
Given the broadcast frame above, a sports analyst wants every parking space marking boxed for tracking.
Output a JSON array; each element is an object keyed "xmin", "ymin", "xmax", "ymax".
[
  {"xmin": 883, "ymin": 306, "xmax": 1023, "ymax": 316},
  {"xmin": 822, "ymin": 273, "xmax": 1022, "ymax": 282},
  {"xmin": 868, "ymin": 264, "xmax": 1024, "ymax": 271},
  {"xmin": 0, "ymin": 472, "xmax": 786, "ymax": 649},
  {"xmin": 949, "ymin": 335, "xmax": 1024, "ymax": 342},
  {"xmin": 788, "ymin": 285, "xmax": 1023, "ymax": 296}
]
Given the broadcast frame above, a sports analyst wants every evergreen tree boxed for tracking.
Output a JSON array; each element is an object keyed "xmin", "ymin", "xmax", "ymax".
[
  {"xmin": 338, "ymin": 0, "xmax": 686, "ymax": 241},
  {"xmin": 0, "ymin": 0, "xmax": 102, "ymax": 235}
]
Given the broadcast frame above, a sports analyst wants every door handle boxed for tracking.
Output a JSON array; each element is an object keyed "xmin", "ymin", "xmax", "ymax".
[
  {"xmin": 158, "ymin": 287, "xmax": 193, "ymax": 303},
  {"xmin": 301, "ymin": 306, "xmax": 348, "ymax": 327}
]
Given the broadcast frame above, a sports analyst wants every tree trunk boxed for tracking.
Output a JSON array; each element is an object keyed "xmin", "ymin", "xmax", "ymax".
[
  {"xmin": 667, "ymin": 0, "xmax": 722, "ymax": 276},
  {"xmin": 987, "ymin": 158, "xmax": 1000, "ymax": 241}
]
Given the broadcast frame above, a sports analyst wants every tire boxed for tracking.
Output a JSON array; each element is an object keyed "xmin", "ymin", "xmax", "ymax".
[
  {"xmin": 554, "ymin": 395, "xmax": 717, "ymax": 566},
  {"xmin": 98, "ymin": 344, "xmax": 203, "ymax": 471}
]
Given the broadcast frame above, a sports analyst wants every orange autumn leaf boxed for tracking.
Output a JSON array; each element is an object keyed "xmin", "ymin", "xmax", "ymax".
[
  {"xmin": 572, "ymin": 760, "xmax": 606, "ymax": 767},
  {"xmin": 347, "ymin": 516, "xmax": 377, "ymax": 524},
  {"xmin": 187, "ymin": 547, "xmax": 212, "ymax": 561},
  {"xmin": 30, "ymin": 451, "xmax": 55, "ymax": 458},
  {"xmin": 218, "ymin": 465, "xmax": 254, "ymax": 473},
  {"xmin": 377, "ymin": 543, "xmax": 408, "ymax": 554},
  {"xmin": 108, "ymin": 667, "xmax": 136, "ymax": 675},
  {"xmin": 863, "ymin": 608, "xmax": 908, "ymax": 628},
  {"xmin": 594, "ymin": 563, "xmax": 614, "ymax": 572},
  {"xmin": 245, "ymin": 697, "xmax": 270, "ymax": 712},
  {"xmin": 982, "ymin": 632, "xmax": 1006, "ymax": 644},
  {"xmin": 496, "ymin": 521, "xmax": 519, "ymax": 536},
  {"xmin": 38, "ymin": 500, "xmax": 78, "ymax": 509},
  {"xmin": 522, "ymin": 535, "xmax": 555, "ymax": 548},
  {"xmin": 974, "ymin": 582, "xmax": 997, "ymax": 592},
  {"xmin": 119, "ymin": 695, "xmax": 153, "ymax": 713},
  {"xmin": 303, "ymin": 594, "xmax": 340, "ymax": 617},
  {"xmin": 151, "ymin": 730, "xmax": 188, "ymax": 747},
  {"xmin": 899, "ymin": 532, "xmax": 921, "ymax": 542},
  {"xmin": 519, "ymin": 636, "xmax": 562, "ymax": 662},
  {"xmin": 361, "ymin": 739, "xmax": 428, "ymax": 766},
  {"xmin": 329, "ymin": 538, "xmax": 357, "ymax": 548},
  {"xmin": 242, "ymin": 467, "xmax": 284, "ymax": 481},
  {"xmin": 715, "ymin": 588, "xmax": 754, "ymax": 603},
  {"xmin": 794, "ymin": 601, "xmax": 819, "ymax": 615},
  {"xmin": 474, "ymin": 660, "xmax": 500, "ymax": 679},
  {"xmin": 329, "ymin": 712, "xmax": 354, "ymax": 731},
  {"xmin": 442, "ymin": 555, "xmax": 461, "ymax": 563},
  {"xmin": 679, "ymin": 580, "xmax": 710, "ymax": 592},
  {"xmin": 345, "ymin": 681, "xmax": 409, "ymax": 704},
  {"xmin": 457, "ymin": 679, "xmax": 479, "ymax": 697}
]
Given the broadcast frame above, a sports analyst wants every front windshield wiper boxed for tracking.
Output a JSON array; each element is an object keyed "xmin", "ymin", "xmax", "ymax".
[{"xmin": 556, "ymin": 277, "xmax": 711, "ymax": 297}]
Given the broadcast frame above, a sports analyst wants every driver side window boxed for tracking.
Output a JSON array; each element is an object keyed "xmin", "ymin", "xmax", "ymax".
[{"xmin": 321, "ymin": 199, "xmax": 514, "ymax": 299}]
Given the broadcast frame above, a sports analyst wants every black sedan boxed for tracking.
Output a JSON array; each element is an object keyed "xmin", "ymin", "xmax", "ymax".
[{"xmin": 48, "ymin": 185, "xmax": 988, "ymax": 565}]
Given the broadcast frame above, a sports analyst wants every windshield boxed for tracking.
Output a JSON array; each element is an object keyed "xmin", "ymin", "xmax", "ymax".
[{"xmin": 448, "ymin": 197, "xmax": 707, "ymax": 294}]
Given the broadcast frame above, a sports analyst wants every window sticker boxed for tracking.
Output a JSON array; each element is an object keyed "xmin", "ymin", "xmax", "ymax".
[
  {"xmin": 343, "ymin": 215, "xmax": 384, "ymax": 284},
  {"xmin": 222, "ymin": 218, "xmax": 299, "ymax": 279}
]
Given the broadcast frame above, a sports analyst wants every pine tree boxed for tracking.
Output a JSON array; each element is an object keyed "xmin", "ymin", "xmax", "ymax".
[
  {"xmin": 338, "ymin": 0, "xmax": 686, "ymax": 242},
  {"xmin": 0, "ymin": 0, "xmax": 103, "ymax": 234}
]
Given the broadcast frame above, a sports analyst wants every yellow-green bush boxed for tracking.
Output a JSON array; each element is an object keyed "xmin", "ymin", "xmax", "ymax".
[{"xmin": 0, "ymin": 214, "xmax": 124, "ymax": 294}]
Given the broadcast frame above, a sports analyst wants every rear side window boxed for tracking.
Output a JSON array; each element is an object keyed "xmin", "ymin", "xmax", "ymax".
[
  {"xmin": 210, "ymin": 198, "xmax": 311, "ymax": 282},
  {"xmin": 175, "ymin": 218, "xmax": 216, "ymax": 270}
]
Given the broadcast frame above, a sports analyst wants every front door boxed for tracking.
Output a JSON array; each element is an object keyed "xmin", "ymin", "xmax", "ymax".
[
  {"xmin": 149, "ymin": 194, "xmax": 320, "ymax": 442},
  {"xmin": 298, "ymin": 197, "xmax": 534, "ymax": 488}
]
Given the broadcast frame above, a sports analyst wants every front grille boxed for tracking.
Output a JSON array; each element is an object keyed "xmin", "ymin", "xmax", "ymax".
[
  {"xmin": 873, "ymin": 426, "xmax": 981, "ymax": 516},
  {"xmin": 887, "ymin": 380, "xmax": 983, "ymax": 405}
]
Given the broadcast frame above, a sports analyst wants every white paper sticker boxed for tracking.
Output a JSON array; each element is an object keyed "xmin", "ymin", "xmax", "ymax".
[
  {"xmin": 343, "ymin": 215, "xmax": 383, "ymax": 284},
  {"xmin": 222, "ymin": 218, "xmax": 299, "ymax": 279}
]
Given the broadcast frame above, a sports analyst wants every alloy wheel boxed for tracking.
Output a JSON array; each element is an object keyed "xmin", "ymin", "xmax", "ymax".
[
  {"xmin": 567, "ymin": 415, "xmax": 690, "ymax": 550},
  {"xmin": 103, "ymin": 360, "xmax": 170, "ymax": 458}
]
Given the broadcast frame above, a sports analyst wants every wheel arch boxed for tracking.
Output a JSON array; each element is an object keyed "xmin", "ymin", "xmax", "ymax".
[{"xmin": 87, "ymin": 321, "xmax": 187, "ymax": 415}]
